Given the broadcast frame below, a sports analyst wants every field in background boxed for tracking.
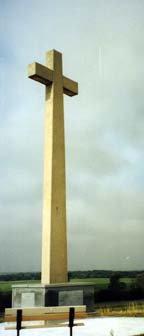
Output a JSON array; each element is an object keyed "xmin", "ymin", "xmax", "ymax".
[
  {"xmin": 0, "ymin": 278, "xmax": 132, "ymax": 292},
  {"xmin": 0, "ymin": 280, "xmax": 40, "ymax": 292},
  {"xmin": 0, "ymin": 277, "xmax": 133, "ymax": 292},
  {"xmin": 70, "ymin": 277, "xmax": 133, "ymax": 288}
]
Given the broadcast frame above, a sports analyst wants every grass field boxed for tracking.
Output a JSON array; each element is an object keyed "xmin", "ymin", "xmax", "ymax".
[
  {"xmin": 94, "ymin": 302, "xmax": 144, "ymax": 317},
  {"xmin": 70, "ymin": 277, "xmax": 133, "ymax": 289},
  {"xmin": 0, "ymin": 280, "xmax": 40, "ymax": 292},
  {"xmin": 0, "ymin": 277, "xmax": 133, "ymax": 292}
]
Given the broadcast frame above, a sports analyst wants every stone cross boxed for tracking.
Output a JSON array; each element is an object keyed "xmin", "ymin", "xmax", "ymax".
[{"xmin": 28, "ymin": 50, "xmax": 78, "ymax": 284}]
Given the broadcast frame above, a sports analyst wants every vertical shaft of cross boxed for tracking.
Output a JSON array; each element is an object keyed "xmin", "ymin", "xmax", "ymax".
[
  {"xmin": 41, "ymin": 50, "xmax": 68, "ymax": 284},
  {"xmin": 28, "ymin": 49, "xmax": 78, "ymax": 284}
]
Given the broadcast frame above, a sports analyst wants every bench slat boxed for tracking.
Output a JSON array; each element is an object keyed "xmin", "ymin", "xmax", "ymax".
[
  {"xmin": 5, "ymin": 306, "xmax": 86, "ymax": 316},
  {"xmin": 5, "ymin": 311, "xmax": 86, "ymax": 322}
]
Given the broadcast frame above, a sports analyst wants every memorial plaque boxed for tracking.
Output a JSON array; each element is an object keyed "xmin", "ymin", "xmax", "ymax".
[
  {"xmin": 59, "ymin": 290, "xmax": 83, "ymax": 306},
  {"xmin": 21, "ymin": 292, "xmax": 35, "ymax": 307}
]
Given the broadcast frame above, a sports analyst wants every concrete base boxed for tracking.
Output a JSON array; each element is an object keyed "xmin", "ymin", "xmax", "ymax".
[{"xmin": 12, "ymin": 283, "xmax": 95, "ymax": 312}]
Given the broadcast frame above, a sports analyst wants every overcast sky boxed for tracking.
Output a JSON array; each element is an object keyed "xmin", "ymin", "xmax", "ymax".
[{"xmin": 1, "ymin": 0, "xmax": 144, "ymax": 273}]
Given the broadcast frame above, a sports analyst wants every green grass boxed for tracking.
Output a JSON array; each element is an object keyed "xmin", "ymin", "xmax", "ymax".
[
  {"xmin": 0, "ymin": 280, "xmax": 40, "ymax": 292},
  {"xmin": 0, "ymin": 277, "xmax": 133, "ymax": 293},
  {"xmin": 70, "ymin": 277, "xmax": 133, "ymax": 289}
]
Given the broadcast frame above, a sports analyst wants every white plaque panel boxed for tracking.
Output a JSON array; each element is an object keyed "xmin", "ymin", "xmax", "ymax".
[
  {"xmin": 59, "ymin": 290, "xmax": 83, "ymax": 306},
  {"xmin": 21, "ymin": 292, "xmax": 35, "ymax": 307}
]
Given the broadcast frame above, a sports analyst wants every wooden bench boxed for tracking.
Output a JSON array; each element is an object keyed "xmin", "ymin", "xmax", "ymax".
[{"xmin": 5, "ymin": 306, "xmax": 86, "ymax": 335}]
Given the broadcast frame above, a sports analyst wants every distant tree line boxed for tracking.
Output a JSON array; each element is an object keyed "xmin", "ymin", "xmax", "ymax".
[
  {"xmin": 68, "ymin": 270, "xmax": 144, "ymax": 279},
  {"xmin": 0, "ymin": 270, "xmax": 144, "ymax": 281},
  {"xmin": 0, "ymin": 272, "xmax": 41, "ymax": 281}
]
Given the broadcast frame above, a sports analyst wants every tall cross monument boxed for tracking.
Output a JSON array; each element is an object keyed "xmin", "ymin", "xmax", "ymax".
[{"xmin": 28, "ymin": 50, "xmax": 78, "ymax": 284}]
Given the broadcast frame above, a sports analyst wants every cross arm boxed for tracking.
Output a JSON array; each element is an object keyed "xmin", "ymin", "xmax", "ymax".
[
  {"xmin": 63, "ymin": 76, "xmax": 78, "ymax": 97},
  {"xmin": 28, "ymin": 62, "xmax": 78, "ymax": 96},
  {"xmin": 28, "ymin": 62, "xmax": 53, "ymax": 86}
]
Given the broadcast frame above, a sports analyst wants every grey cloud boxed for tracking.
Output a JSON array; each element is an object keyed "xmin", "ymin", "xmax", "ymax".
[
  {"xmin": 1, "ymin": 0, "xmax": 144, "ymax": 272},
  {"xmin": 67, "ymin": 187, "xmax": 144, "ymax": 270}
]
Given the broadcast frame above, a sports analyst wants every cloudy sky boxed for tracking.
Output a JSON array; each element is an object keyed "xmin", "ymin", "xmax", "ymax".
[{"xmin": 1, "ymin": 0, "xmax": 144, "ymax": 273}]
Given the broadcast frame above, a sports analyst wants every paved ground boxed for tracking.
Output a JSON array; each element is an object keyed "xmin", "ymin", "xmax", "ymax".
[{"xmin": 1, "ymin": 317, "xmax": 144, "ymax": 336}]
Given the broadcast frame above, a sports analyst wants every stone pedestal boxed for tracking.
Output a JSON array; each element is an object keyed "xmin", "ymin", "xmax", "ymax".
[{"xmin": 12, "ymin": 283, "xmax": 95, "ymax": 312}]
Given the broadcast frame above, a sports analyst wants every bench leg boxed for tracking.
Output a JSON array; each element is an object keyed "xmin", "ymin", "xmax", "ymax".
[
  {"xmin": 69, "ymin": 308, "xmax": 74, "ymax": 336},
  {"xmin": 17, "ymin": 309, "xmax": 22, "ymax": 336},
  {"xmin": 70, "ymin": 326, "xmax": 73, "ymax": 336}
]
